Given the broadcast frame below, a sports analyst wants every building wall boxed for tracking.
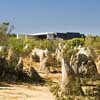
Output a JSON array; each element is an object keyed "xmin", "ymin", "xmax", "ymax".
[
  {"xmin": 47, "ymin": 34, "xmax": 55, "ymax": 39},
  {"xmin": 56, "ymin": 32, "xmax": 82, "ymax": 40}
]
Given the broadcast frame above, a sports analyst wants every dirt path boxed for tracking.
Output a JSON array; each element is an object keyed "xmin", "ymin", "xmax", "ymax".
[
  {"xmin": 0, "ymin": 62, "xmax": 61, "ymax": 100},
  {"xmin": 0, "ymin": 82, "xmax": 54, "ymax": 100}
]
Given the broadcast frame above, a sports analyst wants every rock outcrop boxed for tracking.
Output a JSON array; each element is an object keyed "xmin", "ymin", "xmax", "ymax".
[
  {"xmin": 95, "ymin": 55, "xmax": 100, "ymax": 74},
  {"xmin": 70, "ymin": 47, "xmax": 97, "ymax": 78},
  {"xmin": 56, "ymin": 43, "xmax": 84, "ymax": 95}
]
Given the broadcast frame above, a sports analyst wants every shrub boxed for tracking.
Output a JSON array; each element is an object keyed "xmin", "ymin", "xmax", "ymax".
[{"xmin": 65, "ymin": 38, "xmax": 85, "ymax": 47}]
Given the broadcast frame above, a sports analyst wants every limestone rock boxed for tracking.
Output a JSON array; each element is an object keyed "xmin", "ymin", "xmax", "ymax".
[
  {"xmin": 95, "ymin": 55, "xmax": 100, "ymax": 74},
  {"xmin": 70, "ymin": 47, "xmax": 97, "ymax": 78}
]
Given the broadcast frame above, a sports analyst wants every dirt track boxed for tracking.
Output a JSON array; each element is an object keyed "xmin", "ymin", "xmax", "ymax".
[
  {"xmin": 0, "ymin": 61, "xmax": 61, "ymax": 100},
  {"xmin": 0, "ymin": 82, "xmax": 54, "ymax": 100}
]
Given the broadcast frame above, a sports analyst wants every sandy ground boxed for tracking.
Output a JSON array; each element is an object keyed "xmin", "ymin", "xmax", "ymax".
[
  {"xmin": 0, "ymin": 82, "xmax": 55, "ymax": 100},
  {"xmin": 0, "ymin": 62, "xmax": 61, "ymax": 100}
]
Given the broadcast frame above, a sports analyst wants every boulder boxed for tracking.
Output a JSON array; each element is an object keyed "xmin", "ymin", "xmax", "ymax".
[{"xmin": 70, "ymin": 47, "xmax": 97, "ymax": 78}]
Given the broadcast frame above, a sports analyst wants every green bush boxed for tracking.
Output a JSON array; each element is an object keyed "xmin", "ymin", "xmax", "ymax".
[{"xmin": 65, "ymin": 38, "xmax": 85, "ymax": 47}]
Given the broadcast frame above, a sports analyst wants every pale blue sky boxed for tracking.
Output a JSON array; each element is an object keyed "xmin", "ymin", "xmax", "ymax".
[{"xmin": 0, "ymin": 0, "xmax": 100, "ymax": 35}]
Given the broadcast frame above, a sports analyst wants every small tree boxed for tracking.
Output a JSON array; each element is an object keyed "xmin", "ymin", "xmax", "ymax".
[{"xmin": 0, "ymin": 22, "xmax": 9, "ymax": 41}]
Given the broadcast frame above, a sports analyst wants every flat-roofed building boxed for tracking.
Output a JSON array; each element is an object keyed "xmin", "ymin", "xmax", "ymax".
[{"xmin": 17, "ymin": 32, "xmax": 85, "ymax": 40}]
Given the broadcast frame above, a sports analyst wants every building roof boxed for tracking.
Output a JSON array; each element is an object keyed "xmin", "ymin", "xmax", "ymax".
[{"xmin": 28, "ymin": 32, "xmax": 55, "ymax": 36}]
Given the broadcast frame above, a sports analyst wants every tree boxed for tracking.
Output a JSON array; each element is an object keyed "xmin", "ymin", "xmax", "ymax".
[{"xmin": 0, "ymin": 22, "xmax": 9, "ymax": 41}]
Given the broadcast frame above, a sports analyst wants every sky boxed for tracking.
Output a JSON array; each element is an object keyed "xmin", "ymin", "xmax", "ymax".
[{"xmin": 0, "ymin": 0, "xmax": 100, "ymax": 35}]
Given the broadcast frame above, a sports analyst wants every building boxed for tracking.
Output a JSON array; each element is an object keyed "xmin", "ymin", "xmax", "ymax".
[{"xmin": 17, "ymin": 32, "xmax": 85, "ymax": 40}]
